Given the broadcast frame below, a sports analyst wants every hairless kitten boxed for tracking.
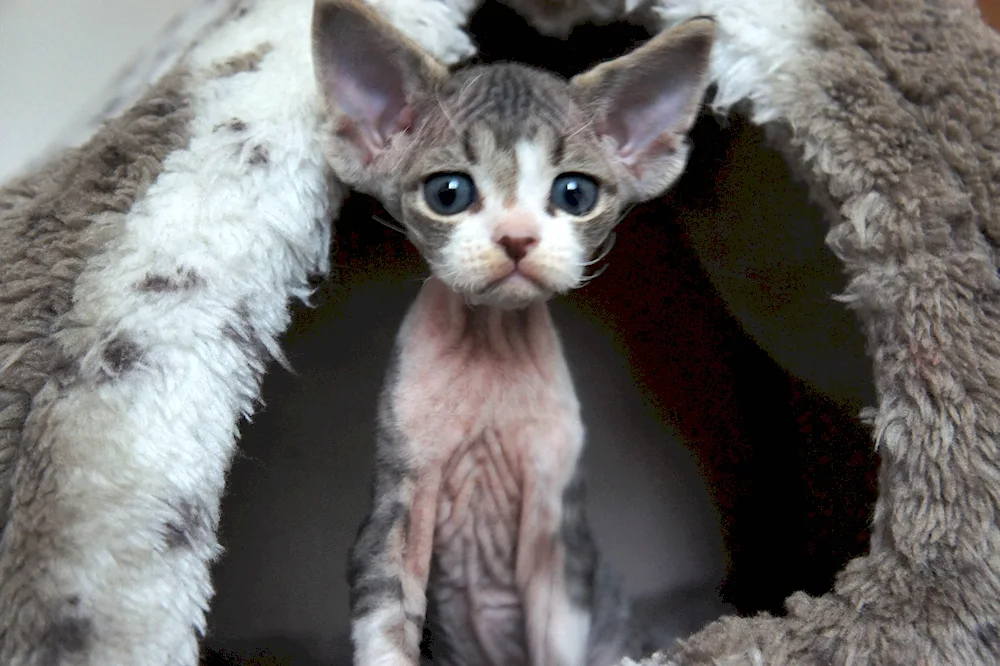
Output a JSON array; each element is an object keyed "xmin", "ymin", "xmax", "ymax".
[{"xmin": 311, "ymin": 1, "xmax": 714, "ymax": 664}]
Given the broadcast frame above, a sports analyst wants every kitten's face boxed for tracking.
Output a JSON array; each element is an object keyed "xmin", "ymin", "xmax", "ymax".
[
  {"xmin": 313, "ymin": 0, "xmax": 715, "ymax": 308},
  {"xmin": 393, "ymin": 66, "xmax": 623, "ymax": 309}
]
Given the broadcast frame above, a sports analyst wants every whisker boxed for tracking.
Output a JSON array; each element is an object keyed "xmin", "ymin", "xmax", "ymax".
[
  {"xmin": 565, "ymin": 118, "xmax": 594, "ymax": 141},
  {"xmin": 372, "ymin": 214, "xmax": 407, "ymax": 236},
  {"xmin": 581, "ymin": 232, "xmax": 616, "ymax": 267},
  {"xmin": 579, "ymin": 263, "xmax": 609, "ymax": 284},
  {"xmin": 459, "ymin": 73, "xmax": 485, "ymax": 104},
  {"xmin": 614, "ymin": 202, "xmax": 638, "ymax": 227},
  {"xmin": 436, "ymin": 90, "xmax": 460, "ymax": 135},
  {"xmin": 407, "ymin": 223, "xmax": 429, "ymax": 247}
]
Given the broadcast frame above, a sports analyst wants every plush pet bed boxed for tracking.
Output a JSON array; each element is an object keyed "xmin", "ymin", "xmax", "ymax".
[{"xmin": 1, "ymin": 0, "xmax": 998, "ymax": 664}]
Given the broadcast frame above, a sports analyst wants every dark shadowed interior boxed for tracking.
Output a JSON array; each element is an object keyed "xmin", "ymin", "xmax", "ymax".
[{"xmin": 201, "ymin": 3, "xmax": 878, "ymax": 663}]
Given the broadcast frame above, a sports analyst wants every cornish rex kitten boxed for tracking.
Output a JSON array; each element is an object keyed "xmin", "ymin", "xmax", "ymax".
[{"xmin": 311, "ymin": 1, "xmax": 714, "ymax": 664}]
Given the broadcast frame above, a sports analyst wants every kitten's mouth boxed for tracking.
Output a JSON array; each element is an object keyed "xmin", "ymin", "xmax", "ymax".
[
  {"xmin": 486, "ymin": 268, "xmax": 542, "ymax": 289},
  {"xmin": 471, "ymin": 267, "xmax": 552, "ymax": 308},
  {"xmin": 487, "ymin": 268, "xmax": 546, "ymax": 292}
]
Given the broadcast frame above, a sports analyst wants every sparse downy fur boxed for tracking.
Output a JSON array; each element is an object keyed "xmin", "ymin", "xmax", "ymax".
[{"xmin": 311, "ymin": 1, "xmax": 714, "ymax": 665}]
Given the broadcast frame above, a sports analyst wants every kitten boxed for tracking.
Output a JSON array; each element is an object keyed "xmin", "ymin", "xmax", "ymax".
[{"xmin": 311, "ymin": 1, "xmax": 714, "ymax": 665}]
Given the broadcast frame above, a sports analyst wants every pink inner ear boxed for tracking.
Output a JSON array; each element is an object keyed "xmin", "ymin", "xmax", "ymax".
[
  {"xmin": 593, "ymin": 27, "xmax": 713, "ymax": 166},
  {"xmin": 606, "ymin": 79, "xmax": 697, "ymax": 162},
  {"xmin": 316, "ymin": 4, "xmax": 416, "ymax": 161},
  {"xmin": 325, "ymin": 57, "xmax": 411, "ymax": 157},
  {"xmin": 387, "ymin": 105, "xmax": 414, "ymax": 139},
  {"xmin": 623, "ymin": 88, "xmax": 690, "ymax": 156}
]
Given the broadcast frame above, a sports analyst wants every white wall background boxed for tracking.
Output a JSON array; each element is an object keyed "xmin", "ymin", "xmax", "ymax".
[{"xmin": 0, "ymin": 0, "xmax": 198, "ymax": 181}]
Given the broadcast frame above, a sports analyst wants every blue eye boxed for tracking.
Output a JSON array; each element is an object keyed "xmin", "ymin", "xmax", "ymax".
[
  {"xmin": 550, "ymin": 173, "xmax": 599, "ymax": 216},
  {"xmin": 423, "ymin": 173, "xmax": 477, "ymax": 215}
]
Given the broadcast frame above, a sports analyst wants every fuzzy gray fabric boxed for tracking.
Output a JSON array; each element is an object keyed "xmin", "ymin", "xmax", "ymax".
[
  {"xmin": 648, "ymin": 1, "xmax": 1000, "ymax": 664},
  {"xmin": 1, "ymin": 0, "xmax": 999, "ymax": 664}
]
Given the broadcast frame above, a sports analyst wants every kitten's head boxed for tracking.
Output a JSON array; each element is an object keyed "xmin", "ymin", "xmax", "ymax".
[{"xmin": 313, "ymin": 0, "xmax": 714, "ymax": 309}]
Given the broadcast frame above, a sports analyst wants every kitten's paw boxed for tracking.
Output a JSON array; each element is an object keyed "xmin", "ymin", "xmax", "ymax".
[{"xmin": 363, "ymin": 0, "xmax": 478, "ymax": 65}]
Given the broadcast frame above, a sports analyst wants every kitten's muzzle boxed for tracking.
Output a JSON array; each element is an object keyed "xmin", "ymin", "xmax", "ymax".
[{"xmin": 488, "ymin": 218, "xmax": 547, "ymax": 301}]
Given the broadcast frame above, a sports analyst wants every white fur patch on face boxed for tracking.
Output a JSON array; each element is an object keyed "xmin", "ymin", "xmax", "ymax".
[
  {"xmin": 514, "ymin": 141, "xmax": 586, "ymax": 290},
  {"xmin": 436, "ymin": 140, "xmax": 586, "ymax": 309}
]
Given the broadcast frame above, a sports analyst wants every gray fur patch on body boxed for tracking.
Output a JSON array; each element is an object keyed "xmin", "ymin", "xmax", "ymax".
[
  {"xmin": 100, "ymin": 333, "xmax": 145, "ymax": 379},
  {"xmin": 162, "ymin": 498, "xmax": 216, "ymax": 551}
]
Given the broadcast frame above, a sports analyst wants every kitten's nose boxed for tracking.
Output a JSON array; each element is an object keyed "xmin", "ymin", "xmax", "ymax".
[
  {"xmin": 497, "ymin": 235, "xmax": 538, "ymax": 262},
  {"xmin": 493, "ymin": 214, "xmax": 540, "ymax": 263}
]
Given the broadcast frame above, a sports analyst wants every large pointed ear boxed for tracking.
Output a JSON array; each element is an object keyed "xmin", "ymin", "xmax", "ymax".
[
  {"xmin": 312, "ymin": 0, "xmax": 447, "ymax": 166},
  {"xmin": 570, "ymin": 18, "xmax": 715, "ymax": 198}
]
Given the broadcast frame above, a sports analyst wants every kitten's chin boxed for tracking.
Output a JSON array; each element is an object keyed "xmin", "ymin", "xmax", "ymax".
[{"xmin": 462, "ymin": 273, "xmax": 554, "ymax": 310}]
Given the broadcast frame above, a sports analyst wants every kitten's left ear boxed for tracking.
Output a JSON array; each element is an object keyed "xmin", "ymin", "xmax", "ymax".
[{"xmin": 570, "ymin": 18, "xmax": 715, "ymax": 198}]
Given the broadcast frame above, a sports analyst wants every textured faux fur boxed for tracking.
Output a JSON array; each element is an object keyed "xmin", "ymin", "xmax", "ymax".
[
  {"xmin": 636, "ymin": 1, "xmax": 1000, "ymax": 664},
  {"xmin": 1, "ymin": 0, "xmax": 999, "ymax": 664},
  {"xmin": 0, "ymin": 0, "xmax": 475, "ymax": 663}
]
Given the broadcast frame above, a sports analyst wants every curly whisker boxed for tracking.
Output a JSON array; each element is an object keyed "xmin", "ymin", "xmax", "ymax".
[
  {"xmin": 580, "ymin": 232, "xmax": 616, "ymax": 267},
  {"xmin": 372, "ymin": 214, "xmax": 406, "ymax": 235},
  {"xmin": 565, "ymin": 118, "xmax": 594, "ymax": 141},
  {"xmin": 578, "ymin": 263, "xmax": 610, "ymax": 285}
]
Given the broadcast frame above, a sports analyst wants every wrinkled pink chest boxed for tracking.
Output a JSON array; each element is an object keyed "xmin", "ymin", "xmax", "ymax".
[{"xmin": 390, "ymin": 279, "xmax": 584, "ymax": 477}]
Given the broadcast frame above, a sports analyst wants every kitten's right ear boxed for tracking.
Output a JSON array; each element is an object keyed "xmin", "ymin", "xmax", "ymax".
[
  {"xmin": 312, "ymin": 0, "xmax": 446, "ymax": 165},
  {"xmin": 570, "ymin": 18, "xmax": 715, "ymax": 199}
]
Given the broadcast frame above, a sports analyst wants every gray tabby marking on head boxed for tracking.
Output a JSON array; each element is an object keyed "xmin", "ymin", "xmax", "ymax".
[{"xmin": 313, "ymin": 0, "xmax": 713, "ymax": 308}]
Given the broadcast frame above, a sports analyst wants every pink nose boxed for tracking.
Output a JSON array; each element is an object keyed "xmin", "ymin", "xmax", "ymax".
[
  {"xmin": 493, "ymin": 213, "xmax": 540, "ymax": 263},
  {"xmin": 496, "ymin": 235, "xmax": 538, "ymax": 262}
]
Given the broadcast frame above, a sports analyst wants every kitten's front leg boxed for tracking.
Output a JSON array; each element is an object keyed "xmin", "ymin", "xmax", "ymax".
[
  {"xmin": 349, "ymin": 435, "xmax": 441, "ymax": 666},
  {"xmin": 516, "ymin": 472, "xmax": 593, "ymax": 666}
]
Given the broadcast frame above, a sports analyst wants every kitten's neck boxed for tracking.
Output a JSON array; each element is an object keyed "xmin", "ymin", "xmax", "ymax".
[
  {"xmin": 464, "ymin": 305, "xmax": 538, "ymax": 357},
  {"xmin": 403, "ymin": 278, "xmax": 559, "ymax": 365}
]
